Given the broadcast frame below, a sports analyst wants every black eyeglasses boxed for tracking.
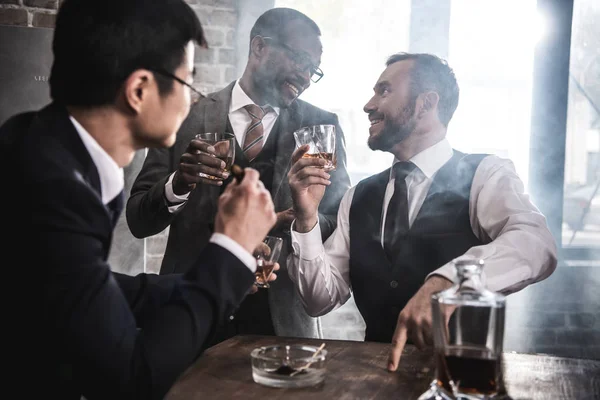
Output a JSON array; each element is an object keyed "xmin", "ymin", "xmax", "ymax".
[
  {"xmin": 149, "ymin": 68, "xmax": 205, "ymax": 104},
  {"xmin": 261, "ymin": 37, "xmax": 324, "ymax": 83}
]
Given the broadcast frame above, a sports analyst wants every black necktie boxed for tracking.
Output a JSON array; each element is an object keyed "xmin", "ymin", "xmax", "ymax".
[
  {"xmin": 107, "ymin": 190, "xmax": 125, "ymax": 228},
  {"xmin": 384, "ymin": 161, "xmax": 416, "ymax": 261}
]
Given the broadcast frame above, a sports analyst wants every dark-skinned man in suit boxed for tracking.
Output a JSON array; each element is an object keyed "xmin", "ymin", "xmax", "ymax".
[{"xmin": 126, "ymin": 7, "xmax": 351, "ymax": 344}]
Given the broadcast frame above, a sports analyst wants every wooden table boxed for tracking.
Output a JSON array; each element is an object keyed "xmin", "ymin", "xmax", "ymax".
[{"xmin": 165, "ymin": 334, "xmax": 600, "ymax": 400}]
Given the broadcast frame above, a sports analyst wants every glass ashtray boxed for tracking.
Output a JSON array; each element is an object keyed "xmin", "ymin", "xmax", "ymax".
[{"xmin": 250, "ymin": 344, "xmax": 327, "ymax": 388}]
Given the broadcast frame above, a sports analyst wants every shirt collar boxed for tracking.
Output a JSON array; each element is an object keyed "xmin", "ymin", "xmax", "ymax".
[
  {"xmin": 69, "ymin": 115, "xmax": 124, "ymax": 205},
  {"xmin": 229, "ymin": 80, "xmax": 280, "ymax": 116},
  {"xmin": 392, "ymin": 137, "xmax": 453, "ymax": 179}
]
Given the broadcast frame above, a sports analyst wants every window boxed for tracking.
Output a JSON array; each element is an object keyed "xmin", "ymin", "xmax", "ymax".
[
  {"xmin": 562, "ymin": 0, "xmax": 600, "ymax": 252},
  {"xmin": 448, "ymin": 0, "xmax": 540, "ymax": 187}
]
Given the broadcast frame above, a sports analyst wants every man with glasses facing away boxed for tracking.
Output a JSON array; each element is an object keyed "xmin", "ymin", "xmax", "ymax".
[
  {"xmin": 126, "ymin": 7, "xmax": 351, "ymax": 344},
  {"xmin": 1, "ymin": 0, "xmax": 280, "ymax": 398}
]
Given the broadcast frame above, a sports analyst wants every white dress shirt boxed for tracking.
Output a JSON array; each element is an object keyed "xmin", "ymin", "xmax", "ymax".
[
  {"xmin": 69, "ymin": 116, "xmax": 256, "ymax": 273},
  {"xmin": 287, "ymin": 138, "xmax": 558, "ymax": 317},
  {"xmin": 228, "ymin": 79, "xmax": 280, "ymax": 145},
  {"xmin": 164, "ymin": 80, "xmax": 280, "ymax": 211},
  {"xmin": 70, "ymin": 116, "xmax": 124, "ymax": 205}
]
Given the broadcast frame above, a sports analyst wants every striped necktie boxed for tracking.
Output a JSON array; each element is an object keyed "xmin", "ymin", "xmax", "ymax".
[{"xmin": 243, "ymin": 104, "xmax": 267, "ymax": 162}]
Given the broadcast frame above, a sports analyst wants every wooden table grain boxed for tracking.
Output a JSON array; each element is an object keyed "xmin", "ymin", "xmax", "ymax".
[{"xmin": 165, "ymin": 334, "xmax": 600, "ymax": 400}]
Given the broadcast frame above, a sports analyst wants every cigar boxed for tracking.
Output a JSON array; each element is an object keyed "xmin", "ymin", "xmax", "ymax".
[{"xmin": 231, "ymin": 164, "xmax": 244, "ymax": 182}]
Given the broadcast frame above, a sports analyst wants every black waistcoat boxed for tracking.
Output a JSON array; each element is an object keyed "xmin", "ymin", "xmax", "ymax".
[{"xmin": 349, "ymin": 150, "xmax": 487, "ymax": 342}]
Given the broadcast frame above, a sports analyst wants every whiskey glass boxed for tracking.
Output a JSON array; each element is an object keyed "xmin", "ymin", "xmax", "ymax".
[
  {"xmin": 253, "ymin": 236, "xmax": 283, "ymax": 288},
  {"xmin": 293, "ymin": 124, "xmax": 336, "ymax": 171},
  {"xmin": 195, "ymin": 132, "xmax": 235, "ymax": 180}
]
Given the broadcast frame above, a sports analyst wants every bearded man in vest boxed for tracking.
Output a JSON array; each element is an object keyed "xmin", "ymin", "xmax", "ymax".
[{"xmin": 286, "ymin": 52, "xmax": 557, "ymax": 372}]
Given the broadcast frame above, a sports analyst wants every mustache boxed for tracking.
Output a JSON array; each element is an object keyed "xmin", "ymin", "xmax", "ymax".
[
  {"xmin": 283, "ymin": 77, "xmax": 306, "ymax": 92},
  {"xmin": 368, "ymin": 112, "xmax": 384, "ymax": 121}
]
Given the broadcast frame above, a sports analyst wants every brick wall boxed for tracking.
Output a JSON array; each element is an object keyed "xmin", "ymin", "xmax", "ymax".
[
  {"xmin": 0, "ymin": 0, "xmax": 60, "ymax": 28},
  {"xmin": 186, "ymin": 0, "xmax": 238, "ymax": 94},
  {"xmin": 0, "ymin": 0, "xmax": 239, "ymax": 92}
]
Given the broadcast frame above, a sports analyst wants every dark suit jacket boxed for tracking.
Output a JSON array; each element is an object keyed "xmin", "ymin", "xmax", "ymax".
[
  {"xmin": 1, "ymin": 103, "xmax": 255, "ymax": 400},
  {"xmin": 126, "ymin": 81, "xmax": 351, "ymax": 338}
]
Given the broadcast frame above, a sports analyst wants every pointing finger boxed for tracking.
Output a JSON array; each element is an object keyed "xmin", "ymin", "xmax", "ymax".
[{"xmin": 388, "ymin": 323, "xmax": 408, "ymax": 372}]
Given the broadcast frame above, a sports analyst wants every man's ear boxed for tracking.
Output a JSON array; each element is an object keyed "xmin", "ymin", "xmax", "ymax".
[
  {"xmin": 418, "ymin": 91, "xmax": 440, "ymax": 118},
  {"xmin": 123, "ymin": 69, "xmax": 153, "ymax": 114},
  {"xmin": 250, "ymin": 35, "xmax": 268, "ymax": 60}
]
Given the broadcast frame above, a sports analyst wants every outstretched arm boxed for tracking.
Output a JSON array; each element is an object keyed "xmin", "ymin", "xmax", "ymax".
[{"xmin": 387, "ymin": 156, "xmax": 558, "ymax": 372}]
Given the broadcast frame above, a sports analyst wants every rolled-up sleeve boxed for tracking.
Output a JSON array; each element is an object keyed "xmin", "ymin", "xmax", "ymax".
[{"xmin": 428, "ymin": 156, "xmax": 558, "ymax": 293}]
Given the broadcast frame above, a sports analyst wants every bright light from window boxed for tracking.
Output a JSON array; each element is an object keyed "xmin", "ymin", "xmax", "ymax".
[
  {"xmin": 534, "ymin": 11, "xmax": 547, "ymax": 44},
  {"xmin": 448, "ymin": 0, "xmax": 539, "ymax": 187}
]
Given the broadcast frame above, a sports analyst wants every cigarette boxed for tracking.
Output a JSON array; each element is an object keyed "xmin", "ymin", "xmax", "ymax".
[{"xmin": 231, "ymin": 164, "xmax": 244, "ymax": 182}]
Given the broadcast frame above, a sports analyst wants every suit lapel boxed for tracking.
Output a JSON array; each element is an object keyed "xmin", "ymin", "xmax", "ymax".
[
  {"xmin": 202, "ymin": 81, "xmax": 234, "ymax": 135},
  {"xmin": 36, "ymin": 104, "xmax": 115, "ymax": 242},
  {"xmin": 37, "ymin": 103, "xmax": 102, "ymax": 197},
  {"xmin": 270, "ymin": 102, "xmax": 303, "ymax": 207},
  {"xmin": 203, "ymin": 82, "xmax": 253, "ymax": 168}
]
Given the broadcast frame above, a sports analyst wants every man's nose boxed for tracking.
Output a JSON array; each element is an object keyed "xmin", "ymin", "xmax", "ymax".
[{"xmin": 364, "ymin": 97, "xmax": 376, "ymax": 113}]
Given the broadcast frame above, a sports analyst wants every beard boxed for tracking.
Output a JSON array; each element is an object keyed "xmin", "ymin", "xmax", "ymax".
[{"xmin": 368, "ymin": 105, "xmax": 416, "ymax": 151}]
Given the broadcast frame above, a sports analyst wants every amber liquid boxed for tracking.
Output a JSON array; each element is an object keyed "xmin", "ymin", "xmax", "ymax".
[
  {"xmin": 301, "ymin": 152, "xmax": 336, "ymax": 171},
  {"xmin": 221, "ymin": 155, "xmax": 234, "ymax": 172},
  {"xmin": 204, "ymin": 155, "xmax": 234, "ymax": 180},
  {"xmin": 438, "ymin": 346, "xmax": 499, "ymax": 396},
  {"xmin": 255, "ymin": 260, "xmax": 275, "ymax": 286}
]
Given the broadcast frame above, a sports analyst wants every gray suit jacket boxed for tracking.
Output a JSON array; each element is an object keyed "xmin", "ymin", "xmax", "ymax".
[{"xmin": 126, "ymin": 81, "xmax": 351, "ymax": 338}]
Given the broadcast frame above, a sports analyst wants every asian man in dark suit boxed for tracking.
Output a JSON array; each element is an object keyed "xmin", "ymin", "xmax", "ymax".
[
  {"xmin": 126, "ymin": 7, "xmax": 352, "ymax": 343},
  {"xmin": 1, "ymin": 0, "xmax": 279, "ymax": 398}
]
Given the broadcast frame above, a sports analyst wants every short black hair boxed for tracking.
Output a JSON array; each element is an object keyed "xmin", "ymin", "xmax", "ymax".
[
  {"xmin": 50, "ymin": 0, "xmax": 206, "ymax": 107},
  {"xmin": 250, "ymin": 7, "xmax": 321, "ymax": 47},
  {"xmin": 386, "ymin": 52, "xmax": 459, "ymax": 126}
]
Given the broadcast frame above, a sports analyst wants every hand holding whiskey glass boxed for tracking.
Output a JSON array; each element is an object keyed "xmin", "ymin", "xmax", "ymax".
[
  {"xmin": 293, "ymin": 125, "xmax": 336, "ymax": 171},
  {"xmin": 253, "ymin": 236, "xmax": 283, "ymax": 289},
  {"xmin": 195, "ymin": 132, "xmax": 235, "ymax": 180}
]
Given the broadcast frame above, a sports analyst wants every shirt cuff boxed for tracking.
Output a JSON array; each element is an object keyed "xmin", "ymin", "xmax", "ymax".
[
  {"xmin": 290, "ymin": 219, "xmax": 324, "ymax": 260},
  {"xmin": 426, "ymin": 261, "xmax": 457, "ymax": 284},
  {"xmin": 165, "ymin": 172, "xmax": 189, "ymax": 213},
  {"xmin": 209, "ymin": 233, "xmax": 257, "ymax": 273},
  {"xmin": 427, "ymin": 259, "xmax": 490, "ymax": 291}
]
